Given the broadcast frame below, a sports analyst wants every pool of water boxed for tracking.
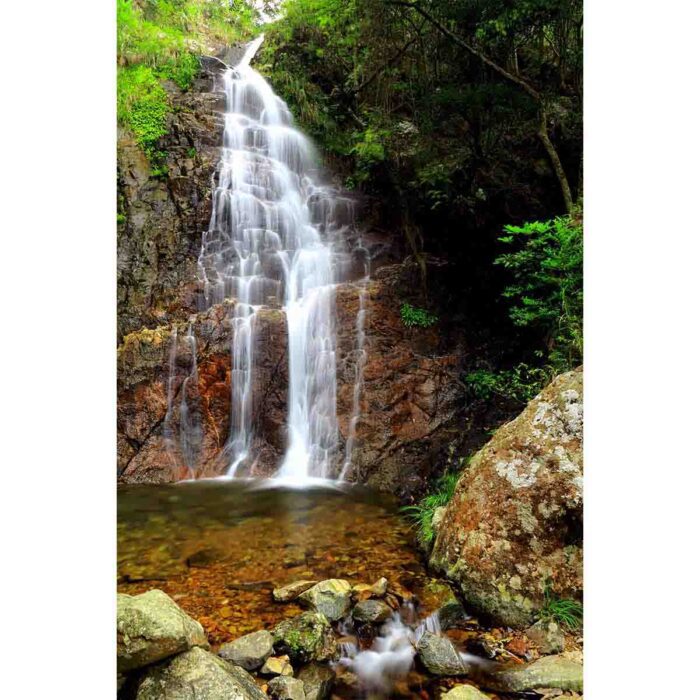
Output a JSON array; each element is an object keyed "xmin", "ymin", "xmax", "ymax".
[{"xmin": 117, "ymin": 479, "xmax": 448, "ymax": 647}]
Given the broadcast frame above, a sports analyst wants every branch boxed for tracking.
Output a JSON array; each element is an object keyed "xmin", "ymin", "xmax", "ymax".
[
  {"xmin": 353, "ymin": 33, "xmax": 422, "ymax": 95},
  {"xmin": 386, "ymin": 1, "xmax": 541, "ymax": 102}
]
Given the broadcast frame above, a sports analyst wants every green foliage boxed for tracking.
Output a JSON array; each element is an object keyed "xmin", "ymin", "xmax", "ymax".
[
  {"xmin": 400, "ymin": 303, "xmax": 437, "ymax": 328},
  {"xmin": 401, "ymin": 471, "xmax": 462, "ymax": 547},
  {"xmin": 495, "ymin": 213, "xmax": 583, "ymax": 372},
  {"xmin": 117, "ymin": 0, "xmax": 260, "ymax": 165},
  {"xmin": 117, "ymin": 213, "xmax": 126, "ymax": 225},
  {"xmin": 465, "ymin": 363, "xmax": 552, "ymax": 404},
  {"xmin": 538, "ymin": 583, "xmax": 583, "ymax": 630}
]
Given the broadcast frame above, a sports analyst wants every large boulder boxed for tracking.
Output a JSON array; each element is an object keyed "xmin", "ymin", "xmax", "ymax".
[
  {"xmin": 484, "ymin": 655, "xmax": 583, "ymax": 693},
  {"xmin": 218, "ymin": 629, "xmax": 273, "ymax": 671},
  {"xmin": 272, "ymin": 612, "xmax": 337, "ymax": 664},
  {"xmin": 117, "ymin": 589, "xmax": 208, "ymax": 673},
  {"xmin": 298, "ymin": 579, "xmax": 352, "ymax": 622},
  {"xmin": 430, "ymin": 368, "xmax": 583, "ymax": 628},
  {"xmin": 134, "ymin": 646, "xmax": 267, "ymax": 699}
]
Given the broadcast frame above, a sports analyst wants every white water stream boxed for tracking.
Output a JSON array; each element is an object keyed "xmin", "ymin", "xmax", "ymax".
[{"xmin": 167, "ymin": 35, "xmax": 367, "ymax": 481}]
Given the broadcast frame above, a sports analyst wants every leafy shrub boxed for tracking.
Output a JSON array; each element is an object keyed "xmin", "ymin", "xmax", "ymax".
[
  {"xmin": 538, "ymin": 583, "xmax": 583, "ymax": 630},
  {"xmin": 495, "ymin": 214, "xmax": 583, "ymax": 373},
  {"xmin": 400, "ymin": 303, "xmax": 437, "ymax": 328},
  {"xmin": 465, "ymin": 363, "xmax": 552, "ymax": 404},
  {"xmin": 401, "ymin": 471, "xmax": 461, "ymax": 547}
]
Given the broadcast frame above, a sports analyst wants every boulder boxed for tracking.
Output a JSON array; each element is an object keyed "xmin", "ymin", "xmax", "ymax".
[
  {"xmin": 260, "ymin": 655, "xmax": 294, "ymax": 676},
  {"xmin": 272, "ymin": 612, "xmax": 338, "ymax": 664},
  {"xmin": 431, "ymin": 368, "xmax": 583, "ymax": 628},
  {"xmin": 352, "ymin": 599, "xmax": 393, "ymax": 624},
  {"xmin": 273, "ymin": 580, "xmax": 318, "ymax": 603},
  {"xmin": 135, "ymin": 647, "xmax": 266, "ymax": 699},
  {"xmin": 218, "ymin": 629, "xmax": 273, "ymax": 671},
  {"xmin": 416, "ymin": 632, "xmax": 467, "ymax": 676},
  {"xmin": 526, "ymin": 620, "xmax": 565, "ymax": 654},
  {"xmin": 442, "ymin": 686, "xmax": 491, "ymax": 700},
  {"xmin": 267, "ymin": 675, "xmax": 306, "ymax": 700},
  {"xmin": 484, "ymin": 655, "xmax": 583, "ymax": 693},
  {"xmin": 117, "ymin": 589, "xmax": 208, "ymax": 672},
  {"xmin": 298, "ymin": 579, "xmax": 352, "ymax": 621},
  {"xmin": 297, "ymin": 663, "xmax": 335, "ymax": 700}
]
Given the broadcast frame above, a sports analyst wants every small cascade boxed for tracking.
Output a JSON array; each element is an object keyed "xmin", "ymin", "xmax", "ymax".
[{"xmin": 166, "ymin": 34, "xmax": 368, "ymax": 481}]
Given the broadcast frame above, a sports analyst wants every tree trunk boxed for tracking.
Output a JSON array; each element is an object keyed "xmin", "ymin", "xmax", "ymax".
[{"xmin": 537, "ymin": 109, "xmax": 574, "ymax": 215}]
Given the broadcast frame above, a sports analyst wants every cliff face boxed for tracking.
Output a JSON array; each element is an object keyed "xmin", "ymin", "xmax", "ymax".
[{"xmin": 117, "ymin": 60, "xmax": 470, "ymax": 496}]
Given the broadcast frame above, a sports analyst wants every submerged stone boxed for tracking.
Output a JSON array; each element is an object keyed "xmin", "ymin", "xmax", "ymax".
[
  {"xmin": 218, "ymin": 629, "xmax": 273, "ymax": 671},
  {"xmin": 416, "ymin": 632, "xmax": 467, "ymax": 676},
  {"xmin": 273, "ymin": 612, "xmax": 338, "ymax": 664},
  {"xmin": 485, "ymin": 655, "xmax": 583, "ymax": 693},
  {"xmin": 298, "ymin": 579, "xmax": 352, "ymax": 621},
  {"xmin": 267, "ymin": 675, "xmax": 306, "ymax": 700},
  {"xmin": 117, "ymin": 589, "xmax": 208, "ymax": 673},
  {"xmin": 273, "ymin": 580, "xmax": 318, "ymax": 603},
  {"xmin": 135, "ymin": 647, "xmax": 266, "ymax": 700}
]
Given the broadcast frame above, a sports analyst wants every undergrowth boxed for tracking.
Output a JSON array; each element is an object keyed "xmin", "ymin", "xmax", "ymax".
[
  {"xmin": 401, "ymin": 471, "xmax": 461, "ymax": 547},
  {"xmin": 400, "ymin": 303, "xmax": 437, "ymax": 328},
  {"xmin": 538, "ymin": 582, "xmax": 583, "ymax": 630}
]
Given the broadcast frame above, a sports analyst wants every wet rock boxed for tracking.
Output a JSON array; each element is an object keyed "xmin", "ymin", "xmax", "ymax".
[
  {"xmin": 272, "ymin": 612, "xmax": 338, "ymax": 664},
  {"xmin": 437, "ymin": 596, "xmax": 466, "ymax": 630},
  {"xmin": 298, "ymin": 579, "xmax": 352, "ymax": 621},
  {"xmin": 117, "ymin": 589, "xmax": 208, "ymax": 673},
  {"xmin": 416, "ymin": 632, "xmax": 467, "ymax": 676},
  {"xmin": 442, "ymin": 685, "xmax": 491, "ymax": 700},
  {"xmin": 268, "ymin": 675, "xmax": 306, "ymax": 700},
  {"xmin": 431, "ymin": 368, "xmax": 583, "ymax": 629},
  {"xmin": 526, "ymin": 620, "xmax": 565, "ymax": 654},
  {"xmin": 485, "ymin": 655, "xmax": 583, "ymax": 693},
  {"xmin": 273, "ymin": 580, "xmax": 318, "ymax": 603},
  {"xmin": 297, "ymin": 663, "xmax": 335, "ymax": 700},
  {"xmin": 218, "ymin": 629, "xmax": 273, "ymax": 671},
  {"xmin": 260, "ymin": 655, "xmax": 294, "ymax": 676},
  {"xmin": 352, "ymin": 599, "xmax": 393, "ymax": 624},
  {"xmin": 134, "ymin": 647, "xmax": 266, "ymax": 699}
]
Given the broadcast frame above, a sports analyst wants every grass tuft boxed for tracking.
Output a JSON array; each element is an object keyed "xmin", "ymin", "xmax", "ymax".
[{"xmin": 538, "ymin": 583, "xmax": 583, "ymax": 630}]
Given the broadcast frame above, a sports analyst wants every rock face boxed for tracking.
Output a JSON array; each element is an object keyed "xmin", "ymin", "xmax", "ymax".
[
  {"xmin": 484, "ymin": 655, "xmax": 583, "ymax": 693},
  {"xmin": 272, "ymin": 612, "xmax": 337, "ymax": 664},
  {"xmin": 298, "ymin": 579, "xmax": 352, "ymax": 622},
  {"xmin": 117, "ymin": 589, "xmax": 208, "ymax": 673},
  {"xmin": 217, "ymin": 630, "xmax": 273, "ymax": 671},
  {"xmin": 134, "ymin": 646, "xmax": 267, "ymax": 700},
  {"xmin": 416, "ymin": 632, "xmax": 467, "ymax": 676},
  {"xmin": 430, "ymin": 368, "xmax": 583, "ymax": 628}
]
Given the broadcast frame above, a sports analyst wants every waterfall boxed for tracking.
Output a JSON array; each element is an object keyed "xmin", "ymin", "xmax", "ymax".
[{"xmin": 189, "ymin": 35, "xmax": 366, "ymax": 481}]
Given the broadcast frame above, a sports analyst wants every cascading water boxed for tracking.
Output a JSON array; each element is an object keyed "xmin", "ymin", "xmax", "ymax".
[{"xmin": 189, "ymin": 35, "xmax": 366, "ymax": 480}]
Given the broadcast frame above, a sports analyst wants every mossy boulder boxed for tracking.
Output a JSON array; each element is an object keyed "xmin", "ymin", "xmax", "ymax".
[
  {"xmin": 431, "ymin": 368, "xmax": 583, "ymax": 629},
  {"xmin": 272, "ymin": 612, "xmax": 337, "ymax": 664},
  {"xmin": 134, "ymin": 646, "xmax": 266, "ymax": 699},
  {"xmin": 117, "ymin": 589, "xmax": 208, "ymax": 673},
  {"xmin": 218, "ymin": 629, "xmax": 273, "ymax": 671},
  {"xmin": 298, "ymin": 579, "xmax": 352, "ymax": 621}
]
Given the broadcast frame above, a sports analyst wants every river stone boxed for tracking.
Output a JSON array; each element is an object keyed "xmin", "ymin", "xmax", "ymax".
[
  {"xmin": 273, "ymin": 612, "xmax": 338, "ymax": 663},
  {"xmin": 485, "ymin": 655, "xmax": 583, "ymax": 693},
  {"xmin": 135, "ymin": 647, "xmax": 266, "ymax": 699},
  {"xmin": 526, "ymin": 620, "xmax": 565, "ymax": 654},
  {"xmin": 352, "ymin": 599, "xmax": 393, "ymax": 624},
  {"xmin": 437, "ymin": 596, "xmax": 466, "ymax": 630},
  {"xmin": 117, "ymin": 589, "xmax": 209, "ymax": 672},
  {"xmin": 268, "ymin": 675, "xmax": 306, "ymax": 700},
  {"xmin": 430, "ymin": 368, "xmax": 583, "ymax": 629},
  {"xmin": 416, "ymin": 632, "xmax": 467, "ymax": 676},
  {"xmin": 273, "ymin": 580, "xmax": 318, "ymax": 603},
  {"xmin": 442, "ymin": 685, "xmax": 491, "ymax": 700},
  {"xmin": 298, "ymin": 663, "xmax": 335, "ymax": 700},
  {"xmin": 298, "ymin": 579, "xmax": 352, "ymax": 621},
  {"xmin": 218, "ymin": 629, "xmax": 273, "ymax": 670},
  {"xmin": 260, "ymin": 655, "xmax": 294, "ymax": 676}
]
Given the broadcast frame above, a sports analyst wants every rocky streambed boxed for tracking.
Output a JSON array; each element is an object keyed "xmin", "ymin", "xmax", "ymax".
[{"xmin": 117, "ymin": 481, "xmax": 583, "ymax": 698}]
